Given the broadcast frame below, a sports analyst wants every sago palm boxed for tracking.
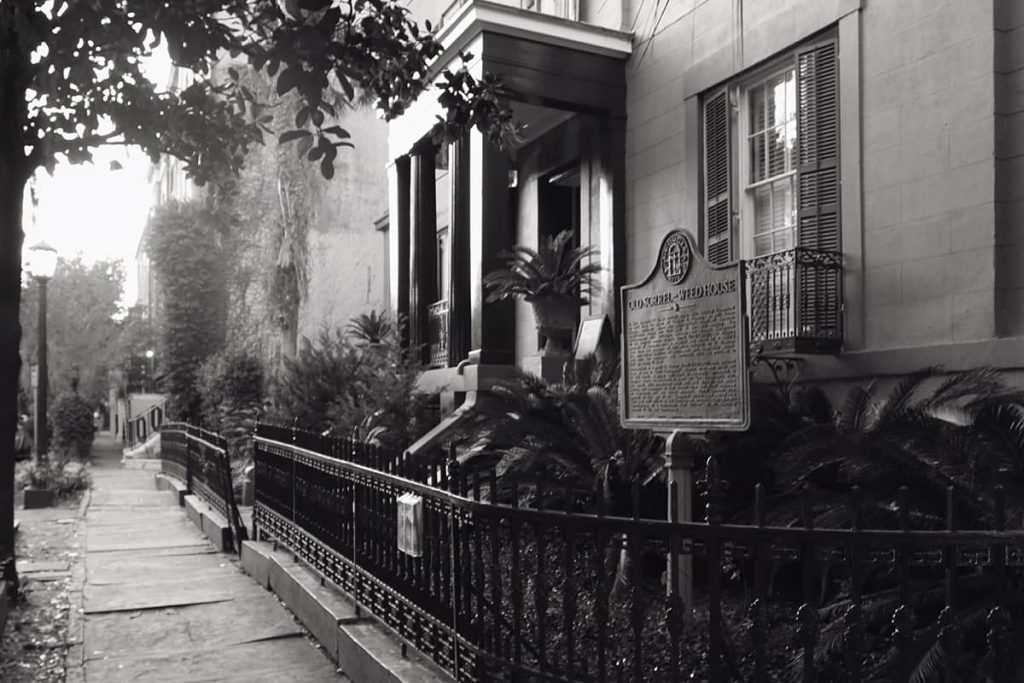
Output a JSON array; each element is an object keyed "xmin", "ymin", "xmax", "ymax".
[
  {"xmin": 757, "ymin": 367, "xmax": 1024, "ymax": 681},
  {"xmin": 454, "ymin": 357, "xmax": 662, "ymax": 515},
  {"xmin": 483, "ymin": 229, "xmax": 602, "ymax": 305},
  {"xmin": 767, "ymin": 366, "xmax": 1024, "ymax": 530}
]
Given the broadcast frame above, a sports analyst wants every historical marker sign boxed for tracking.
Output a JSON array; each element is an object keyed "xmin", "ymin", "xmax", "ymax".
[{"xmin": 621, "ymin": 230, "xmax": 750, "ymax": 432}]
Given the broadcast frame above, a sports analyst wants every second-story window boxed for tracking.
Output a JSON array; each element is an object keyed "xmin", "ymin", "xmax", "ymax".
[
  {"xmin": 744, "ymin": 68, "xmax": 797, "ymax": 259},
  {"xmin": 701, "ymin": 35, "xmax": 843, "ymax": 354}
]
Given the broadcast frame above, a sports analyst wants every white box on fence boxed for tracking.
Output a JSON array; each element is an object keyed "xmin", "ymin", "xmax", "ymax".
[{"xmin": 396, "ymin": 492, "xmax": 423, "ymax": 557}]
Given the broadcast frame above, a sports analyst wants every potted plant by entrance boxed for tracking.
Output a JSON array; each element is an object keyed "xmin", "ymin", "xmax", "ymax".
[{"xmin": 484, "ymin": 230, "xmax": 601, "ymax": 356}]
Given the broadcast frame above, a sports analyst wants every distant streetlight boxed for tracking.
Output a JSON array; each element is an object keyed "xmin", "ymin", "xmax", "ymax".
[
  {"xmin": 28, "ymin": 241, "xmax": 58, "ymax": 466},
  {"xmin": 145, "ymin": 349, "xmax": 155, "ymax": 392}
]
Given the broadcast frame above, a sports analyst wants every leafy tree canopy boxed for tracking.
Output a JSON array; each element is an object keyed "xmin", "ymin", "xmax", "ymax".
[
  {"xmin": 7, "ymin": 0, "xmax": 514, "ymax": 187},
  {"xmin": 148, "ymin": 199, "xmax": 229, "ymax": 421},
  {"xmin": 0, "ymin": 0, "xmax": 516, "ymax": 576},
  {"xmin": 19, "ymin": 257, "xmax": 124, "ymax": 403}
]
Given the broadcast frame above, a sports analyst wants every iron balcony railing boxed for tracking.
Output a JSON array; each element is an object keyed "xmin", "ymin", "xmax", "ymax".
[
  {"xmin": 251, "ymin": 424, "xmax": 1024, "ymax": 683},
  {"xmin": 427, "ymin": 299, "xmax": 449, "ymax": 369},
  {"xmin": 747, "ymin": 246, "xmax": 843, "ymax": 355},
  {"xmin": 160, "ymin": 422, "xmax": 248, "ymax": 552}
]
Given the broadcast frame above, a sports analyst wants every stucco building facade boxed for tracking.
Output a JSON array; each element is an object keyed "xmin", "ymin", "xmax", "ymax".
[{"xmin": 382, "ymin": 0, "xmax": 1022, "ymax": 404}]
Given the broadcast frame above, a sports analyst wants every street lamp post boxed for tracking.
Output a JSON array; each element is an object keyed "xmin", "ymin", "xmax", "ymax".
[
  {"xmin": 145, "ymin": 349, "xmax": 155, "ymax": 392},
  {"xmin": 28, "ymin": 242, "xmax": 58, "ymax": 467}
]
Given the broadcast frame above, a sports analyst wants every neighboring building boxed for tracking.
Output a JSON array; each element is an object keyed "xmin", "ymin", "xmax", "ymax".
[
  {"xmin": 137, "ymin": 64, "xmax": 390, "ymax": 363},
  {"xmin": 136, "ymin": 66, "xmax": 198, "ymax": 320},
  {"xmin": 294, "ymin": 104, "xmax": 390, "ymax": 344},
  {"xmin": 387, "ymin": 0, "xmax": 1023, "ymax": 408}
]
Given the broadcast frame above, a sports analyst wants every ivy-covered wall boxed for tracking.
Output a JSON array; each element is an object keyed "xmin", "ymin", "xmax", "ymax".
[{"xmin": 222, "ymin": 65, "xmax": 389, "ymax": 364}]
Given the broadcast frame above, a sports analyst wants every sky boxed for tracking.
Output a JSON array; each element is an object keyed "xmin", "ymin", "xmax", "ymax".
[
  {"xmin": 22, "ymin": 147, "xmax": 154, "ymax": 305},
  {"xmin": 21, "ymin": 50, "xmax": 172, "ymax": 308}
]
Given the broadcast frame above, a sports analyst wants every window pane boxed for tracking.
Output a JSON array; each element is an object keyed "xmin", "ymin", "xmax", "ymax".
[
  {"xmin": 750, "ymin": 134, "xmax": 766, "ymax": 182},
  {"xmin": 436, "ymin": 229, "xmax": 449, "ymax": 300},
  {"xmin": 754, "ymin": 186, "xmax": 772, "ymax": 235},
  {"xmin": 768, "ymin": 126, "xmax": 788, "ymax": 177},
  {"xmin": 771, "ymin": 180, "xmax": 794, "ymax": 229},
  {"xmin": 785, "ymin": 120, "xmax": 797, "ymax": 173},
  {"xmin": 773, "ymin": 229, "xmax": 794, "ymax": 252},
  {"xmin": 754, "ymin": 234, "xmax": 772, "ymax": 256},
  {"xmin": 766, "ymin": 73, "xmax": 787, "ymax": 128},
  {"xmin": 784, "ymin": 70, "xmax": 796, "ymax": 122},
  {"xmin": 749, "ymin": 84, "xmax": 766, "ymax": 132}
]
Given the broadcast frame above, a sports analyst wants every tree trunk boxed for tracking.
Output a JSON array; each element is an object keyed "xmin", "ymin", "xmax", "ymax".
[{"xmin": 0, "ymin": 2, "xmax": 33, "ymax": 591}]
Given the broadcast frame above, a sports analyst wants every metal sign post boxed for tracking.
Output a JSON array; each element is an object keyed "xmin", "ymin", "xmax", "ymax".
[{"xmin": 620, "ymin": 229, "xmax": 750, "ymax": 609}]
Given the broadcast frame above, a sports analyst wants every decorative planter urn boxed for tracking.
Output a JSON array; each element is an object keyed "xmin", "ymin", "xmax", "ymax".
[
  {"xmin": 528, "ymin": 296, "xmax": 579, "ymax": 357},
  {"xmin": 23, "ymin": 487, "xmax": 55, "ymax": 509}
]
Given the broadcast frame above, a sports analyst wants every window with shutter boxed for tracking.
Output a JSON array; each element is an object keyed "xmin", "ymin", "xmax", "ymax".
[
  {"xmin": 795, "ymin": 40, "xmax": 842, "ymax": 347},
  {"xmin": 700, "ymin": 35, "xmax": 844, "ymax": 355},
  {"xmin": 797, "ymin": 40, "xmax": 840, "ymax": 252},
  {"xmin": 703, "ymin": 89, "xmax": 732, "ymax": 266}
]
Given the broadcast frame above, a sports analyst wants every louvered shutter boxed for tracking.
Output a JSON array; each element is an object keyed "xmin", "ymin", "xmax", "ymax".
[
  {"xmin": 796, "ymin": 41, "xmax": 840, "ymax": 251},
  {"xmin": 703, "ymin": 89, "xmax": 732, "ymax": 265},
  {"xmin": 796, "ymin": 40, "xmax": 842, "ymax": 344}
]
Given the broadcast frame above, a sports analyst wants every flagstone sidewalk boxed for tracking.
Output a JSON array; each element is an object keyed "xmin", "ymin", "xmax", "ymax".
[{"xmin": 67, "ymin": 433, "xmax": 345, "ymax": 682}]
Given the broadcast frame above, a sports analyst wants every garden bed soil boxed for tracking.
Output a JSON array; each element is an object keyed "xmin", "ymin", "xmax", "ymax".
[{"xmin": 0, "ymin": 492, "xmax": 82, "ymax": 682}]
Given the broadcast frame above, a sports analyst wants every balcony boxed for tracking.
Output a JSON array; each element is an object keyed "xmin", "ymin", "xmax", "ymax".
[
  {"xmin": 747, "ymin": 247, "xmax": 843, "ymax": 356},
  {"xmin": 427, "ymin": 300, "xmax": 450, "ymax": 369}
]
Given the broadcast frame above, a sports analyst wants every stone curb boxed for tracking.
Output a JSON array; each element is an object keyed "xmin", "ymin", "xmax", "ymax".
[
  {"xmin": 121, "ymin": 458, "xmax": 162, "ymax": 471},
  {"xmin": 154, "ymin": 473, "xmax": 188, "ymax": 507},
  {"xmin": 240, "ymin": 540, "xmax": 451, "ymax": 683},
  {"xmin": 182, "ymin": 495, "xmax": 233, "ymax": 553}
]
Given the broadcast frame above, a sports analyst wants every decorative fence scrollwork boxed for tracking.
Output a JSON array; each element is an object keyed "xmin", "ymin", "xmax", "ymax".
[
  {"xmin": 747, "ymin": 246, "xmax": 843, "ymax": 355},
  {"xmin": 160, "ymin": 422, "xmax": 248, "ymax": 552},
  {"xmin": 252, "ymin": 424, "xmax": 1024, "ymax": 682}
]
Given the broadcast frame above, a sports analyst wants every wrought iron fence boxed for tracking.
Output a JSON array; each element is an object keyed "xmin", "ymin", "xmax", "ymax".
[
  {"xmin": 747, "ymin": 246, "xmax": 843, "ymax": 355},
  {"xmin": 160, "ymin": 422, "xmax": 248, "ymax": 552},
  {"xmin": 427, "ymin": 299, "xmax": 449, "ymax": 368},
  {"xmin": 126, "ymin": 396, "xmax": 166, "ymax": 448},
  {"xmin": 253, "ymin": 424, "xmax": 1024, "ymax": 682}
]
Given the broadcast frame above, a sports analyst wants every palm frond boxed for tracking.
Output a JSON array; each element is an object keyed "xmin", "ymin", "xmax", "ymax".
[
  {"xmin": 839, "ymin": 384, "xmax": 876, "ymax": 431},
  {"xmin": 876, "ymin": 366, "xmax": 942, "ymax": 428},
  {"xmin": 483, "ymin": 229, "xmax": 601, "ymax": 304}
]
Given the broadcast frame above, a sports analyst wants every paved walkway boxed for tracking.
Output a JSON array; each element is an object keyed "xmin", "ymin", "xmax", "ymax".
[{"xmin": 71, "ymin": 434, "xmax": 344, "ymax": 682}]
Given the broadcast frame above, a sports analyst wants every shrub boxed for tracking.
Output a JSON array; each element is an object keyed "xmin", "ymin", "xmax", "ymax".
[
  {"xmin": 148, "ymin": 199, "xmax": 229, "ymax": 421},
  {"xmin": 271, "ymin": 314, "xmax": 435, "ymax": 449},
  {"xmin": 51, "ymin": 391, "xmax": 96, "ymax": 460},
  {"xmin": 271, "ymin": 326, "xmax": 366, "ymax": 432},
  {"xmin": 18, "ymin": 461, "xmax": 91, "ymax": 498},
  {"xmin": 198, "ymin": 346, "xmax": 265, "ymax": 431},
  {"xmin": 328, "ymin": 342, "xmax": 435, "ymax": 449},
  {"xmin": 197, "ymin": 346, "xmax": 265, "ymax": 472}
]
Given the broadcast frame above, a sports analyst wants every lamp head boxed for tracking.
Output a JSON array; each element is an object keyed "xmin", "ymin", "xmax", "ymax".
[{"xmin": 28, "ymin": 241, "xmax": 58, "ymax": 280}]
